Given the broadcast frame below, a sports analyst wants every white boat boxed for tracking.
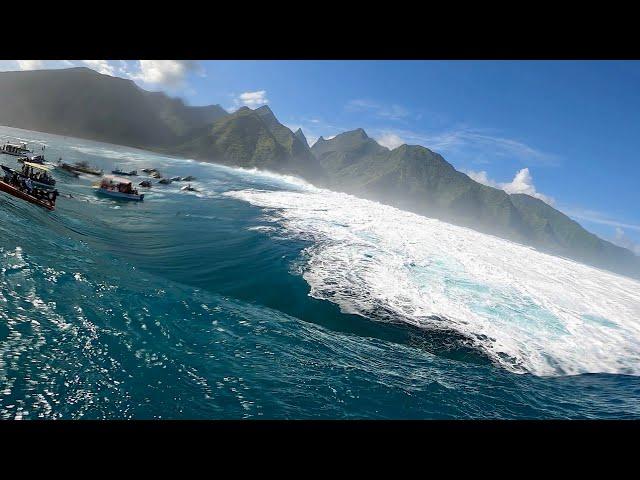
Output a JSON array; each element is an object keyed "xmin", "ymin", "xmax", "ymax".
[
  {"xmin": 94, "ymin": 176, "xmax": 144, "ymax": 201},
  {"xmin": 1, "ymin": 141, "xmax": 32, "ymax": 156},
  {"xmin": 18, "ymin": 154, "xmax": 45, "ymax": 164}
]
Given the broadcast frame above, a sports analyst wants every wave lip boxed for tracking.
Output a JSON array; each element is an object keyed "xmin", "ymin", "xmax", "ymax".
[{"xmin": 225, "ymin": 187, "xmax": 640, "ymax": 377}]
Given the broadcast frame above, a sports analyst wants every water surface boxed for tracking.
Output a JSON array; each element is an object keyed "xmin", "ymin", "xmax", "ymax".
[{"xmin": 1, "ymin": 125, "xmax": 639, "ymax": 419}]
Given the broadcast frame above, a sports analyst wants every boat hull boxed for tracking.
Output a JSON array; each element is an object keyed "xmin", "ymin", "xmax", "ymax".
[
  {"xmin": 0, "ymin": 180, "xmax": 55, "ymax": 210},
  {"xmin": 1, "ymin": 150, "xmax": 31, "ymax": 157},
  {"xmin": 96, "ymin": 188, "xmax": 144, "ymax": 201},
  {"xmin": 55, "ymin": 165, "xmax": 80, "ymax": 177},
  {"xmin": 18, "ymin": 156, "xmax": 45, "ymax": 164},
  {"xmin": 72, "ymin": 167, "xmax": 103, "ymax": 176}
]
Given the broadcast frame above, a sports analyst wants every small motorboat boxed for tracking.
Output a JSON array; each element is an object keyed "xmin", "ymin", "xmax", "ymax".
[
  {"xmin": 158, "ymin": 178, "xmax": 172, "ymax": 185},
  {"xmin": 182, "ymin": 175, "xmax": 197, "ymax": 181},
  {"xmin": 139, "ymin": 180, "xmax": 152, "ymax": 188},
  {"xmin": 55, "ymin": 161, "xmax": 80, "ymax": 177},
  {"xmin": 150, "ymin": 171, "xmax": 162, "ymax": 179},
  {"xmin": 112, "ymin": 166, "xmax": 138, "ymax": 176},
  {"xmin": 169, "ymin": 176, "xmax": 181, "ymax": 182},
  {"xmin": 180, "ymin": 184, "xmax": 199, "ymax": 192},
  {"xmin": 1, "ymin": 141, "xmax": 32, "ymax": 157},
  {"xmin": 2, "ymin": 162, "xmax": 56, "ymax": 190},
  {"xmin": 0, "ymin": 176, "xmax": 58, "ymax": 210},
  {"xmin": 19, "ymin": 154, "xmax": 45, "ymax": 165},
  {"xmin": 69, "ymin": 161, "xmax": 103, "ymax": 176},
  {"xmin": 142, "ymin": 168, "xmax": 158, "ymax": 174},
  {"xmin": 94, "ymin": 176, "xmax": 144, "ymax": 201}
]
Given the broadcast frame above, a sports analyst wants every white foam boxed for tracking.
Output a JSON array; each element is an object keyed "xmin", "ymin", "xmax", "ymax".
[{"xmin": 225, "ymin": 187, "xmax": 640, "ymax": 377}]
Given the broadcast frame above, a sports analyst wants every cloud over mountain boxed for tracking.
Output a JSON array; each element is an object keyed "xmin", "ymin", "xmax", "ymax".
[{"xmin": 466, "ymin": 167, "xmax": 555, "ymax": 205}]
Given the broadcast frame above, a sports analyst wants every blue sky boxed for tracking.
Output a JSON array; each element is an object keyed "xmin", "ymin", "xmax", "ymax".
[{"xmin": 1, "ymin": 60, "xmax": 639, "ymax": 253}]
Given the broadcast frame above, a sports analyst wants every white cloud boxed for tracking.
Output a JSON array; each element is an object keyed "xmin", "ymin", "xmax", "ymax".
[
  {"xmin": 376, "ymin": 132, "xmax": 404, "ymax": 149},
  {"xmin": 0, "ymin": 60, "xmax": 82, "ymax": 72},
  {"xmin": 465, "ymin": 170, "xmax": 493, "ymax": 186},
  {"xmin": 562, "ymin": 207, "xmax": 640, "ymax": 233},
  {"xmin": 16, "ymin": 60, "xmax": 44, "ymax": 70},
  {"xmin": 465, "ymin": 167, "xmax": 555, "ymax": 205},
  {"xmin": 346, "ymin": 99, "xmax": 409, "ymax": 120},
  {"xmin": 129, "ymin": 60, "xmax": 203, "ymax": 88},
  {"xmin": 236, "ymin": 90, "xmax": 269, "ymax": 108},
  {"xmin": 612, "ymin": 228, "xmax": 640, "ymax": 256},
  {"xmin": 82, "ymin": 60, "xmax": 115, "ymax": 76},
  {"xmin": 387, "ymin": 127, "xmax": 561, "ymax": 167},
  {"xmin": 501, "ymin": 168, "xmax": 555, "ymax": 204}
]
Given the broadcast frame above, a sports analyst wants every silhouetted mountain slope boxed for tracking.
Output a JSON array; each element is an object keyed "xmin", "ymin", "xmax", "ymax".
[{"xmin": 0, "ymin": 67, "xmax": 227, "ymax": 149}]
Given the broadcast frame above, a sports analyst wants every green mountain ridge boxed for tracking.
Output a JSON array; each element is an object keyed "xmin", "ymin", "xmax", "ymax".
[
  {"xmin": 0, "ymin": 67, "xmax": 637, "ymax": 278},
  {"xmin": 0, "ymin": 67, "xmax": 228, "ymax": 149},
  {"xmin": 312, "ymin": 129, "xmax": 640, "ymax": 278},
  {"xmin": 169, "ymin": 105, "xmax": 324, "ymax": 180}
]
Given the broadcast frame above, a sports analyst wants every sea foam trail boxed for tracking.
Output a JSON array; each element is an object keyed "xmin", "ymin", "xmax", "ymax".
[{"xmin": 225, "ymin": 187, "xmax": 640, "ymax": 377}]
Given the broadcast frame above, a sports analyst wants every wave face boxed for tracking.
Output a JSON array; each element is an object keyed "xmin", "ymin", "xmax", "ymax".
[
  {"xmin": 226, "ymin": 187, "xmax": 640, "ymax": 377},
  {"xmin": 2, "ymin": 125, "xmax": 640, "ymax": 419}
]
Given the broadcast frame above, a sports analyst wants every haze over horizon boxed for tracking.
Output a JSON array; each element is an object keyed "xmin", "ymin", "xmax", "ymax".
[{"xmin": 1, "ymin": 59, "xmax": 638, "ymax": 253}]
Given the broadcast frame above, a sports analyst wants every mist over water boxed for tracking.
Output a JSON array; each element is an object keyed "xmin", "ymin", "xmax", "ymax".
[{"xmin": 1, "ymin": 125, "xmax": 640, "ymax": 419}]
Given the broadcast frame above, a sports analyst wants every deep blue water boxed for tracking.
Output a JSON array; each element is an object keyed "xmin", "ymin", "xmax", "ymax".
[{"xmin": 1, "ymin": 125, "xmax": 639, "ymax": 419}]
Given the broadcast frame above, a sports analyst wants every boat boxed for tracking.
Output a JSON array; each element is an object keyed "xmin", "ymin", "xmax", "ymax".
[
  {"xmin": 170, "ymin": 176, "xmax": 181, "ymax": 182},
  {"xmin": 112, "ymin": 166, "xmax": 138, "ymax": 176},
  {"xmin": 158, "ymin": 178, "xmax": 172, "ymax": 185},
  {"xmin": 180, "ymin": 184, "xmax": 198, "ymax": 192},
  {"xmin": 94, "ymin": 176, "xmax": 144, "ymax": 201},
  {"xmin": 69, "ymin": 161, "xmax": 103, "ymax": 176},
  {"xmin": 55, "ymin": 161, "xmax": 80, "ymax": 177},
  {"xmin": 182, "ymin": 176, "xmax": 197, "ymax": 181},
  {"xmin": 18, "ymin": 154, "xmax": 45, "ymax": 165},
  {"xmin": 1, "ymin": 162, "xmax": 56, "ymax": 190},
  {"xmin": 150, "ymin": 171, "xmax": 162, "ymax": 179},
  {"xmin": 1, "ymin": 141, "xmax": 32, "ymax": 157},
  {"xmin": 0, "ymin": 176, "xmax": 58, "ymax": 210},
  {"xmin": 139, "ymin": 180, "xmax": 152, "ymax": 188}
]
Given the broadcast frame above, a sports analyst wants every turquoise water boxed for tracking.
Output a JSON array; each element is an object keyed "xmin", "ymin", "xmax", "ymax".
[{"xmin": 1, "ymin": 125, "xmax": 639, "ymax": 419}]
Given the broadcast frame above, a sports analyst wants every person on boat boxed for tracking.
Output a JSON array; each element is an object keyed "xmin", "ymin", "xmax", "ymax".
[
  {"xmin": 24, "ymin": 177, "xmax": 33, "ymax": 193},
  {"xmin": 47, "ymin": 190, "xmax": 58, "ymax": 206}
]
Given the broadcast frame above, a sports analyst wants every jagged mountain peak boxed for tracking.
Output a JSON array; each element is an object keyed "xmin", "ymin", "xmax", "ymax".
[{"xmin": 294, "ymin": 128, "xmax": 309, "ymax": 147}]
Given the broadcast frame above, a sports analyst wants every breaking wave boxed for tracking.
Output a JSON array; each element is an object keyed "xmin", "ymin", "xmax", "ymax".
[{"xmin": 225, "ymin": 187, "xmax": 640, "ymax": 377}]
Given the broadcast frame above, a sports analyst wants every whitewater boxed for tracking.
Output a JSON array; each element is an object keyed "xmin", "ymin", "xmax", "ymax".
[
  {"xmin": 226, "ymin": 185, "xmax": 640, "ymax": 377},
  {"xmin": 3, "ymin": 125, "xmax": 640, "ymax": 419}
]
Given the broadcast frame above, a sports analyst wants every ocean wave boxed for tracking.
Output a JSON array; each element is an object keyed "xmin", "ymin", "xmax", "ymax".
[{"xmin": 225, "ymin": 187, "xmax": 640, "ymax": 377}]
